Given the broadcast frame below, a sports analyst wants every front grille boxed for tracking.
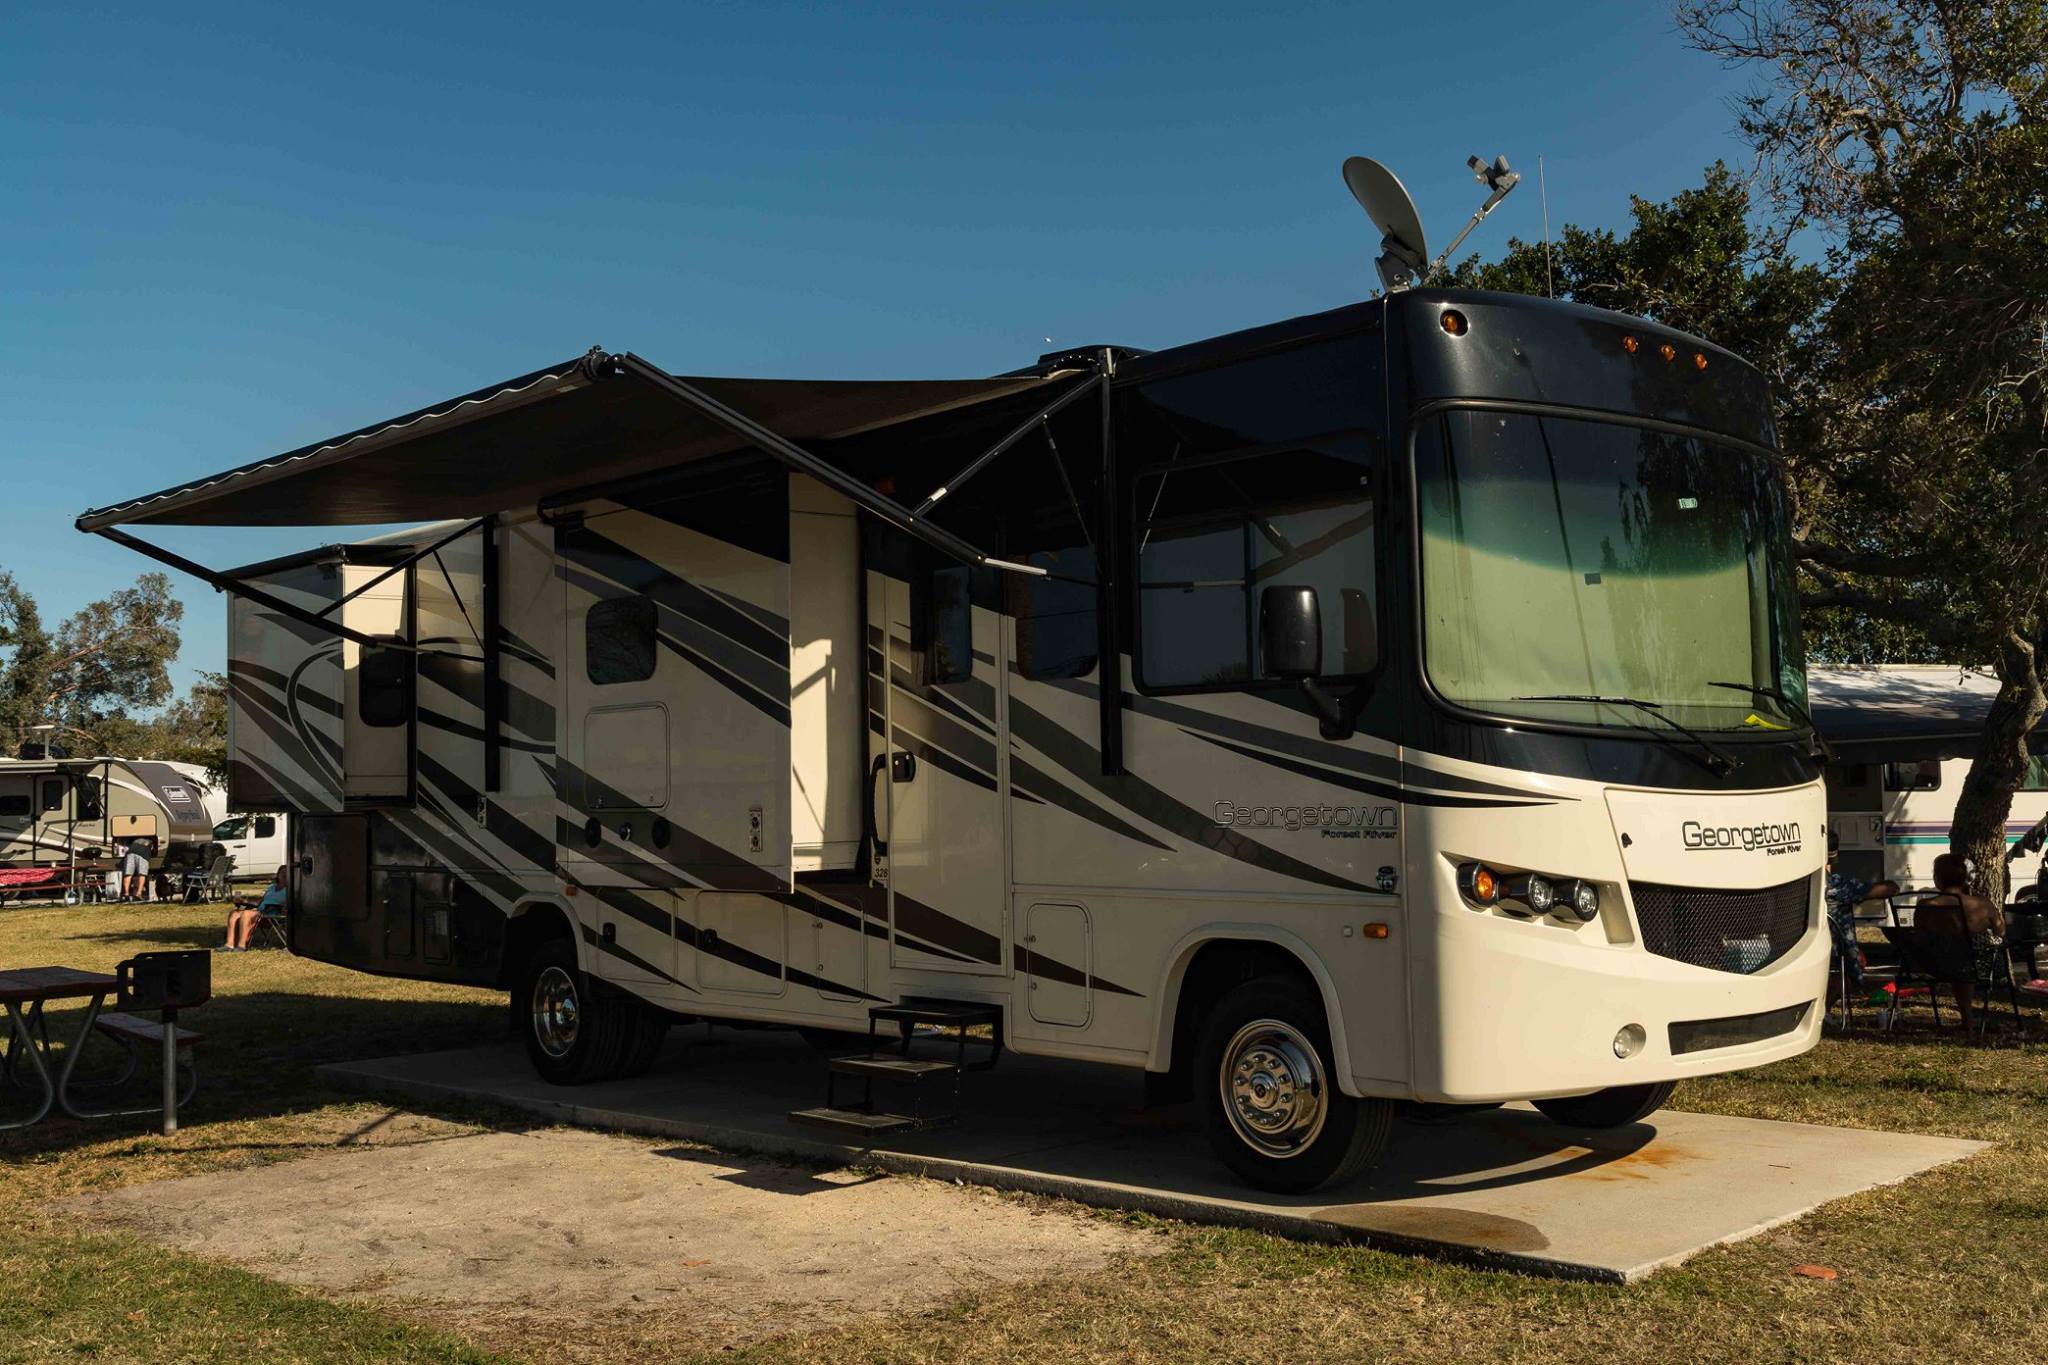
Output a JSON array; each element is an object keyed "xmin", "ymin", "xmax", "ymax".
[
  {"xmin": 1669, "ymin": 1002, "xmax": 1812, "ymax": 1054},
  {"xmin": 1631, "ymin": 876, "xmax": 1812, "ymax": 974}
]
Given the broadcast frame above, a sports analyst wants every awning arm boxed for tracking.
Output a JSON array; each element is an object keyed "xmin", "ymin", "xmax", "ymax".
[
  {"xmin": 93, "ymin": 527, "xmax": 410, "ymax": 652},
  {"xmin": 911, "ymin": 373, "xmax": 1106, "ymax": 518},
  {"xmin": 605, "ymin": 354, "xmax": 1052, "ymax": 577},
  {"xmin": 317, "ymin": 517, "xmax": 486, "ymax": 620}
]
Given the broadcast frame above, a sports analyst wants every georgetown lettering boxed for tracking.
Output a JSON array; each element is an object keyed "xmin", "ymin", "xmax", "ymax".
[
  {"xmin": 1214, "ymin": 801, "xmax": 1397, "ymax": 839},
  {"xmin": 1681, "ymin": 819, "xmax": 1803, "ymax": 855}
]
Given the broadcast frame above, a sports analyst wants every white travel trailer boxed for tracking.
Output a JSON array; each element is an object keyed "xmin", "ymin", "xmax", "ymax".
[
  {"xmin": 0, "ymin": 755, "xmax": 224, "ymax": 898},
  {"xmin": 82, "ymin": 289, "xmax": 1828, "ymax": 1190},
  {"xmin": 1811, "ymin": 666, "xmax": 2048, "ymax": 899}
]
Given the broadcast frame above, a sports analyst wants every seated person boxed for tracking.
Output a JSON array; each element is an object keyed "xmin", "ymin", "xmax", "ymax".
[
  {"xmin": 225, "ymin": 867, "xmax": 288, "ymax": 951},
  {"xmin": 1824, "ymin": 832, "xmax": 1896, "ymax": 996},
  {"xmin": 1912, "ymin": 852, "xmax": 2006, "ymax": 1030}
]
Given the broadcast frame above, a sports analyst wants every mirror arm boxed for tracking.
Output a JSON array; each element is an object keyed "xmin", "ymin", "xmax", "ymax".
[{"xmin": 1298, "ymin": 679, "xmax": 1359, "ymax": 741}]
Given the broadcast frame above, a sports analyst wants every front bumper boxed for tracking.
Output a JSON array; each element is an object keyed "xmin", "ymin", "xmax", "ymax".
[{"xmin": 1401, "ymin": 898, "xmax": 1827, "ymax": 1103}]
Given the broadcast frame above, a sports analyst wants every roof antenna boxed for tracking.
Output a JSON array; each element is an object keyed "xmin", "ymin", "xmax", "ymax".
[
  {"xmin": 1425, "ymin": 154, "xmax": 1521, "ymax": 279},
  {"xmin": 1539, "ymin": 154, "xmax": 1554, "ymax": 298}
]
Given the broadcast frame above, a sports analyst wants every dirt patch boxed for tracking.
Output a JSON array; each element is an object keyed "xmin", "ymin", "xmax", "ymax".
[{"xmin": 60, "ymin": 1125, "xmax": 1162, "ymax": 1359}]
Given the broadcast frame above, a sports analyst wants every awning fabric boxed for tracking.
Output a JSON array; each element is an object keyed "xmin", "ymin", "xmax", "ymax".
[
  {"xmin": 1807, "ymin": 666, "xmax": 2005, "ymax": 764},
  {"xmin": 76, "ymin": 351, "xmax": 1053, "ymax": 530}
]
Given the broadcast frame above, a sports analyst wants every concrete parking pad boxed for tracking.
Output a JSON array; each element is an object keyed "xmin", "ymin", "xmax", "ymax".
[{"xmin": 321, "ymin": 1031, "xmax": 1987, "ymax": 1282}]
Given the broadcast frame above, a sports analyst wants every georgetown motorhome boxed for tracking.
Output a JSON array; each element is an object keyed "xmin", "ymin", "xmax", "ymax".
[
  {"xmin": 80, "ymin": 288, "xmax": 1827, "ymax": 1190},
  {"xmin": 0, "ymin": 756, "xmax": 224, "ymax": 897}
]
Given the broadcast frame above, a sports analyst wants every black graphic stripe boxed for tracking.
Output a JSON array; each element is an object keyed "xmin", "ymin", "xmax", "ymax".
[
  {"xmin": 1184, "ymin": 730, "xmax": 1551, "ymax": 809},
  {"xmin": 1009, "ymin": 695, "xmax": 1381, "ymax": 896}
]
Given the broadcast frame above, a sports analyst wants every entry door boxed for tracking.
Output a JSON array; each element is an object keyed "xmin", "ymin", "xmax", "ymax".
[{"xmin": 879, "ymin": 566, "xmax": 1008, "ymax": 974}]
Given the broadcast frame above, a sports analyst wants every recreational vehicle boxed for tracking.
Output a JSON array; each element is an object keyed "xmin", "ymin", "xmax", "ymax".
[
  {"xmin": 80, "ymin": 288, "xmax": 1827, "ymax": 1190},
  {"xmin": 0, "ymin": 756, "xmax": 224, "ymax": 899},
  {"xmin": 1810, "ymin": 666, "xmax": 2048, "ymax": 901}
]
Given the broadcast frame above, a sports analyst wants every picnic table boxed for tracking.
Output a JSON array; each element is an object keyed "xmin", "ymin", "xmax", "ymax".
[{"xmin": 0, "ymin": 965, "xmax": 115, "ymax": 1130}]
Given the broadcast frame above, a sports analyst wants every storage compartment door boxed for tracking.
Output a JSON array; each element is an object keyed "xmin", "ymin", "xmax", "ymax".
[{"xmin": 227, "ymin": 564, "xmax": 345, "ymax": 812}]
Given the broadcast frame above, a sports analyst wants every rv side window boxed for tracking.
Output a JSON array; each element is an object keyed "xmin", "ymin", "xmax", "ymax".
[
  {"xmin": 40, "ymin": 779, "xmax": 66, "ymax": 812},
  {"xmin": 253, "ymin": 815, "xmax": 277, "ymax": 839},
  {"xmin": 76, "ymin": 777, "xmax": 102, "ymax": 820},
  {"xmin": 586, "ymin": 596, "xmax": 658, "ymax": 685},
  {"xmin": 0, "ymin": 792, "xmax": 28, "ymax": 819},
  {"xmin": 2023, "ymin": 756, "xmax": 2048, "ymax": 791},
  {"xmin": 1121, "ymin": 333, "xmax": 1383, "ymax": 693},
  {"xmin": 925, "ymin": 565, "xmax": 973, "ymax": 685},
  {"xmin": 1882, "ymin": 760, "xmax": 1942, "ymax": 792},
  {"xmin": 359, "ymin": 638, "xmax": 414, "ymax": 728},
  {"xmin": 1006, "ymin": 548, "xmax": 1098, "ymax": 679}
]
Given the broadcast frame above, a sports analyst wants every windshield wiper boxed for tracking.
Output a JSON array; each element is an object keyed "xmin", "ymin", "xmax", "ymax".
[
  {"xmin": 1511, "ymin": 693, "xmax": 1742, "ymax": 776},
  {"xmin": 1705, "ymin": 681, "xmax": 1835, "ymax": 762}
]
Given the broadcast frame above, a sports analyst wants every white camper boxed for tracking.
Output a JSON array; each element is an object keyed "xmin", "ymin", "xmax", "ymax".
[
  {"xmin": 82, "ymin": 290, "xmax": 1829, "ymax": 1191},
  {"xmin": 1810, "ymin": 666, "xmax": 2048, "ymax": 900},
  {"xmin": 0, "ymin": 755, "xmax": 224, "ymax": 899}
]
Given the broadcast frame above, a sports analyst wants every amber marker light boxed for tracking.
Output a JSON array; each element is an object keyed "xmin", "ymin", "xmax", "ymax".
[
  {"xmin": 1440, "ymin": 309, "xmax": 1468, "ymax": 336},
  {"xmin": 1362, "ymin": 923, "xmax": 1390, "ymax": 940},
  {"xmin": 1621, "ymin": 335, "xmax": 1639, "ymax": 353},
  {"xmin": 1457, "ymin": 862, "xmax": 1501, "ymax": 906},
  {"xmin": 1659, "ymin": 342, "xmax": 1677, "ymax": 363},
  {"xmin": 1693, "ymin": 352, "xmax": 1709, "ymax": 371}
]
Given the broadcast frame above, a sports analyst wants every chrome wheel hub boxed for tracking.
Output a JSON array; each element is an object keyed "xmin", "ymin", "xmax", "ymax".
[
  {"xmin": 532, "ymin": 965, "xmax": 581, "ymax": 1059},
  {"xmin": 1221, "ymin": 1018, "xmax": 1327, "ymax": 1158}
]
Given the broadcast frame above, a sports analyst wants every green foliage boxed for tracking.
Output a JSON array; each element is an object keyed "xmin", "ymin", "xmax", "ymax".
[{"xmin": 0, "ymin": 568, "xmax": 187, "ymax": 758}]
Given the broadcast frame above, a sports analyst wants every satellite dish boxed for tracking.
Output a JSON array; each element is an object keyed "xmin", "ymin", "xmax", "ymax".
[{"xmin": 1342, "ymin": 156, "xmax": 1429, "ymax": 291}]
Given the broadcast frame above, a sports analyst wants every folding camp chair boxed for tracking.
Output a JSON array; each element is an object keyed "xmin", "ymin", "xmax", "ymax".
[
  {"xmin": 251, "ymin": 904, "xmax": 288, "ymax": 950},
  {"xmin": 1880, "ymin": 924, "xmax": 2021, "ymax": 1039},
  {"xmin": 181, "ymin": 853, "xmax": 231, "ymax": 904}
]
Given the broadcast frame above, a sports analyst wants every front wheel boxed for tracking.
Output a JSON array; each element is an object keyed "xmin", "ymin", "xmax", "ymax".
[
  {"xmin": 1195, "ymin": 975, "xmax": 1391, "ymax": 1193},
  {"xmin": 519, "ymin": 938, "xmax": 632, "ymax": 1084},
  {"xmin": 1532, "ymin": 1081, "xmax": 1677, "ymax": 1129}
]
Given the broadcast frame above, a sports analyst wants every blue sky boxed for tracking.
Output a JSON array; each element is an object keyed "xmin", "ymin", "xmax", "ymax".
[{"xmin": 1, "ymin": 1, "xmax": 1759, "ymax": 700}]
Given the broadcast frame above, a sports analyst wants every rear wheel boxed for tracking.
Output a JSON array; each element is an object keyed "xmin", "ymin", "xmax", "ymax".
[
  {"xmin": 1195, "ymin": 975, "xmax": 1392, "ymax": 1193},
  {"xmin": 1532, "ymin": 1081, "xmax": 1677, "ymax": 1129},
  {"xmin": 519, "ymin": 938, "xmax": 632, "ymax": 1084}
]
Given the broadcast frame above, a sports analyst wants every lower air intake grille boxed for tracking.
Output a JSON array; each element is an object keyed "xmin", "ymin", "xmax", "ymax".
[
  {"xmin": 1631, "ymin": 876, "xmax": 1812, "ymax": 975},
  {"xmin": 1668, "ymin": 1002, "xmax": 1812, "ymax": 1055}
]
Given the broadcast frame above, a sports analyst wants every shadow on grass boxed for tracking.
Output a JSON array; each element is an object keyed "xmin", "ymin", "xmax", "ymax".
[{"xmin": 0, "ymin": 988, "xmax": 528, "ymax": 1161}]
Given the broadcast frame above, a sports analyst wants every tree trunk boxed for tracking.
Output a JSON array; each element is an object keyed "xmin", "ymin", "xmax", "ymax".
[{"xmin": 1949, "ymin": 633, "xmax": 2046, "ymax": 902}]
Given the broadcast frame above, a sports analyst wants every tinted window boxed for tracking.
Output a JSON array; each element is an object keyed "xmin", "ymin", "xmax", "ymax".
[
  {"xmin": 1122, "ymin": 334, "xmax": 1383, "ymax": 692},
  {"xmin": 926, "ymin": 565, "xmax": 973, "ymax": 684},
  {"xmin": 41, "ymin": 779, "xmax": 66, "ymax": 812},
  {"xmin": 76, "ymin": 777, "xmax": 102, "ymax": 820},
  {"xmin": 214, "ymin": 817, "xmax": 249, "ymax": 841},
  {"xmin": 360, "ymin": 639, "xmax": 414, "ymax": 728},
  {"xmin": 253, "ymin": 815, "xmax": 277, "ymax": 839},
  {"xmin": 1883, "ymin": 760, "xmax": 1942, "ymax": 792},
  {"xmin": 586, "ymin": 596, "xmax": 658, "ymax": 685},
  {"xmin": 0, "ymin": 793, "xmax": 28, "ymax": 819}
]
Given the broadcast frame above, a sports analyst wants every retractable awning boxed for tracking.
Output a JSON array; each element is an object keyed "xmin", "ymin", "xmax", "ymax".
[
  {"xmin": 77, "ymin": 348, "xmax": 1060, "ymax": 539},
  {"xmin": 1807, "ymin": 666, "xmax": 2006, "ymax": 763}
]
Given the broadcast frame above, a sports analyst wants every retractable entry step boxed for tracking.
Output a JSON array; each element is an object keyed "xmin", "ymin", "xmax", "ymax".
[{"xmin": 788, "ymin": 999, "xmax": 1001, "ymax": 1136}]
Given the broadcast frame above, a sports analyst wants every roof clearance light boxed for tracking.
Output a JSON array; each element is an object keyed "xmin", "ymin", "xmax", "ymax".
[
  {"xmin": 1693, "ymin": 352, "xmax": 1709, "ymax": 371},
  {"xmin": 1622, "ymin": 335, "xmax": 1639, "ymax": 353},
  {"xmin": 1440, "ymin": 309, "xmax": 1469, "ymax": 336},
  {"xmin": 1659, "ymin": 343, "xmax": 1677, "ymax": 363},
  {"xmin": 1457, "ymin": 862, "xmax": 1501, "ymax": 906}
]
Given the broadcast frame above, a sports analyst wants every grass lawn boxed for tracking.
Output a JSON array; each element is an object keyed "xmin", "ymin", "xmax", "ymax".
[{"xmin": 4, "ymin": 897, "xmax": 2045, "ymax": 1364}]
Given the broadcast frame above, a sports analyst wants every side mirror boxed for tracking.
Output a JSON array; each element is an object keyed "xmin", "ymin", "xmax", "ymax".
[{"xmin": 1260, "ymin": 586, "xmax": 1323, "ymax": 680}]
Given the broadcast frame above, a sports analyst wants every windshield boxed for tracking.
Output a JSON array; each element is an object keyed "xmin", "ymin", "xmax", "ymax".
[
  {"xmin": 213, "ymin": 817, "xmax": 247, "ymax": 841},
  {"xmin": 1416, "ymin": 409, "xmax": 1806, "ymax": 734}
]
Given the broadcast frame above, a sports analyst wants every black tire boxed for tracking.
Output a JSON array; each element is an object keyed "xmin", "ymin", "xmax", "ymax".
[
  {"xmin": 1195, "ymin": 974, "xmax": 1392, "ymax": 1193},
  {"xmin": 1533, "ymin": 1081, "xmax": 1677, "ymax": 1129},
  {"xmin": 1404, "ymin": 1100, "xmax": 1504, "ymax": 1123},
  {"xmin": 614, "ymin": 1005, "xmax": 671, "ymax": 1078},
  {"xmin": 518, "ymin": 938, "xmax": 632, "ymax": 1084}
]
